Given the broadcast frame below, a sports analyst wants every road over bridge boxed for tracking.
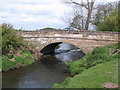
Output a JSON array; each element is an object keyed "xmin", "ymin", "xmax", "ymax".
[{"xmin": 18, "ymin": 30, "xmax": 119, "ymax": 54}]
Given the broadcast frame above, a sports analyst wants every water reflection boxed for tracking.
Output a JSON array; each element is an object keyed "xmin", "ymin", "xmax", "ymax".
[
  {"xmin": 54, "ymin": 43, "xmax": 85, "ymax": 61},
  {"xmin": 55, "ymin": 50, "xmax": 85, "ymax": 61},
  {"xmin": 2, "ymin": 61, "xmax": 67, "ymax": 88},
  {"xmin": 55, "ymin": 43, "xmax": 79, "ymax": 51}
]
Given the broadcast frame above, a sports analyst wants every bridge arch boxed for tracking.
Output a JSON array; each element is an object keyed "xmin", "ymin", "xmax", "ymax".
[{"xmin": 40, "ymin": 41, "xmax": 85, "ymax": 55}]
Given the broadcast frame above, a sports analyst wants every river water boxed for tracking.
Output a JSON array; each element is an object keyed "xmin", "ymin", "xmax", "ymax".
[{"xmin": 2, "ymin": 43, "xmax": 85, "ymax": 88}]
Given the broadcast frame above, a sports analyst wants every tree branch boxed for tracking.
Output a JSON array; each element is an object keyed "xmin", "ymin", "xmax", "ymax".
[{"xmin": 71, "ymin": 1, "xmax": 88, "ymax": 9}]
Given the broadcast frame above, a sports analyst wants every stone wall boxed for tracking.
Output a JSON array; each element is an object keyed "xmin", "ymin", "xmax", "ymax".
[{"xmin": 18, "ymin": 30, "xmax": 119, "ymax": 53}]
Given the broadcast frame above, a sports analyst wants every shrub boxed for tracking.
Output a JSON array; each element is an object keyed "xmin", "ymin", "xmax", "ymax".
[
  {"xmin": 1, "ymin": 23, "xmax": 27, "ymax": 54},
  {"xmin": 1, "ymin": 23, "xmax": 36, "ymax": 72}
]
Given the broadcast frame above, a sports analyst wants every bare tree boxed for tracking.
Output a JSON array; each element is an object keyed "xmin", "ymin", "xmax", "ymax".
[
  {"xmin": 63, "ymin": 0, "xmax": 96, "ymax": 30},
  {"xmin": 61, "ymin": 4, "xmax": 85, "ymax": 30},
  {"xmin": 66, "ymin": 6, "xmax": 85, "ymax": 30}
]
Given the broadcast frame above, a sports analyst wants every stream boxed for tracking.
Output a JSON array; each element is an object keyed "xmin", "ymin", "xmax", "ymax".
[{"xmin": 2, "ymin": 43, "xmax": 85, "ymax": 88}]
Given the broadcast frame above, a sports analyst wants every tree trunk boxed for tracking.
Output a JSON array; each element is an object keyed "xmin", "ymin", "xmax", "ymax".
[
  {"xmin": 85, "ymin": 1, "xmax": 94, "ymax": 30},
  {"xmin": 85, "ymin": 10, "xmax": 92, "ymax": 30}
]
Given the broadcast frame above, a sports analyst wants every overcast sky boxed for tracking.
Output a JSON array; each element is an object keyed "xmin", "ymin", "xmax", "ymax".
[{"xmin": 0, "ymin": 0, "xmax": 118, "ymax": 30}]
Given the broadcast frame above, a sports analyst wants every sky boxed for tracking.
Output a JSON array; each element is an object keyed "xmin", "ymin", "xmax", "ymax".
[{"xmin": 0, "ymin": 0, "xmax": 118, "ymax": 30}]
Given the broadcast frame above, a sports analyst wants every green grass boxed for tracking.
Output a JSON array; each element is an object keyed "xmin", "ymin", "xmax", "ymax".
[
  {"xmin": 68, "ymin": 43, "xmax": 120, "ymax": 75},
  {"xmin": 2, "ymin": 50, "xmax": 35, "ymax": 71},
  {"xmin": 53, "ymin": 43, "xmax": 119, "ymax": 88},
  {"xmin": 53, "ymin": 60, "xmax": 118, "ymax": 88}
]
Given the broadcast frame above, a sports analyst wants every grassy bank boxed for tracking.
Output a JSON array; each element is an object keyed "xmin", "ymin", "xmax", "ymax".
[
  {"xmin": 53, "ymin": 43, "xmax": 119, "ymax": 88},
  {"xmin": 2, "ymin": 50, "xmax": 35, "ymax": 72},
  {"xmin": 53, "ymin": 60, "xmax": 118, "ymax": 88}
]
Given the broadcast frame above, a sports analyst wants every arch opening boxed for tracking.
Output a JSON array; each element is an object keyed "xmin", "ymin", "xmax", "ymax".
[
  {"xmin": 40, "ymin": 42, "xmax": 83, "ymax": 55},
  {"xmin": 40, "ymin": 42, "xmax": 62, "ymax": 55},
  {"xmin": 40, "ymin": 42, "xmax": 85, "ymax": 63}
]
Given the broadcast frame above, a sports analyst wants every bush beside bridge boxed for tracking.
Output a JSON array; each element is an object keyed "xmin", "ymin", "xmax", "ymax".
[{"xmin": 1, "ymin": 23, "xmax": 40, "ymax": 72}]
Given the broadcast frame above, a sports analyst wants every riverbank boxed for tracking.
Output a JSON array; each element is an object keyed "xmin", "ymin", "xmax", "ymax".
[
  {"xmin": 2, "ymin": 50, "xmax": 34, "ymax": 72},
  {"xmin": 1, "ymin": 23, "xmax": 43, "ymax": 72},
  {"xmin": 53, "ymin": 43, "xmax": 119, "ymax": 88},
  {"xmin": 1, "ymin": 48, "xmax": 42, "ymax": 72}
]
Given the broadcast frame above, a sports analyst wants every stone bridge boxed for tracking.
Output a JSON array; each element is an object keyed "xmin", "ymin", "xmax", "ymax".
[{"xmin": 18, "ymin": 30, "xmax": 119, "ymax": 54}]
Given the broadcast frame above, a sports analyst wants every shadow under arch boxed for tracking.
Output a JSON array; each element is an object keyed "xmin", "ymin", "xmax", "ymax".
[
  {"xmin": 40, "ymin": 42, "xmax": 62, "ymax": 55},
  {"xmin": 40, "ymin": 42, "xmax": 85, "ymax": 55}
]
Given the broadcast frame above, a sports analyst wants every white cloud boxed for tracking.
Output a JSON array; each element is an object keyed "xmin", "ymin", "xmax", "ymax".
[
  {"xmin": 106, "ymin": 0, "xmax": 118, "ymax": 2},
  {"xmin": 0, "ymin": 0, "xmax": 118, "ymax": 30},
  {"xmin": 0, "ymin": 0, "xmax": 69, "ymax": 30}
]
